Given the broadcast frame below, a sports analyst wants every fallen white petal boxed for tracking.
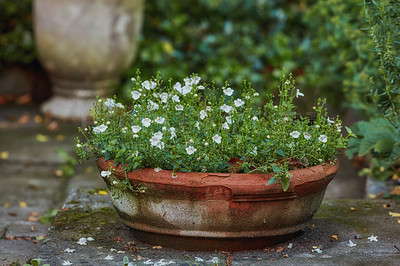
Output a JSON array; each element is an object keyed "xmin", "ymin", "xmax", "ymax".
[
  {"xmin": 348, "ymin": 240, "xmax": 357, "ymax": 247},
  {"xmin": 62, "ymin": 261, "xmax": 73, "ymax": 266},
  {"xmin": 64, "ymin": 248, "xmax": 75, "ymax": 253},
  {"xmin": 104, "ymin": 255, "xmax": 114, "ymax": 260}
]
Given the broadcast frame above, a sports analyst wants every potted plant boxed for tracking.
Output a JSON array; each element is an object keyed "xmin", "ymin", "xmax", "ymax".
[{"xmin": 75, "ymin": 71, "xmax": 352, "ymax": 251}]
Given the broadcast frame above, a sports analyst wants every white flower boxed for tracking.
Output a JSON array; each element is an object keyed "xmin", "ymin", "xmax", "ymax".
[
  {"xmin": 195, "ymin": 257, "xmax": 204, "ymax": 262},
  {"xmin": 368, "ymin": 235, "xmax": 378, "ymax": 242},
  {"xmin": 251, "ymin": 116, "xmax": 258, "ymax": 121},
  {"xmin": 76, "ymin": 144, "xmax": 82, "ymax": 148},
  {"xmin": 172, "ymin": 95, "xmax": 180, "ymax": 102},
  {"xmin": 104, "ymin": 255, "xmax": 114, "ymax": 260},
  {"xmin": 131, "ymin": 125, "xmax": 141, "ymax": 133},
  {"xmin": 142, "ymin": 80, "xmax": 157, "ymax": 90},
  {"xmin": 175, "ymin": 105, "xmax": 184, "ymax": 111},
  {"xmin": 160, "ymin": 92, "xmax": 168, "ymax": 103},
  {"xmin": 200, "ymin": 110, "xmax": 207, "ymax": 120},
  {"xmin": 197, "ymin": 85, "xmax": 205, "ymax": 90},
  {"xmin": 101, "ymin": 170, "xmax": 111, "ymax": 178},
  {"xmin": 295, "ymin": 89, "xmax": 304, "ymax": 98},
  {"xmin": 148, "ymin": 100, "xmax": 159, "ymax": 110},
  {"xmin": 206, "ymin": 106, "xmax": 212, "ymax": 112},
  {"xmin": 112, "ymin": 180, "xmax": 118, "ymax": 185},
  {"xmin": 131, "ymin": 77, "xmax": 136, "ymax": 82},
  {"xmin": 184, "ymin": 76, "xmax": 201, "ymax": 86},
  {"xmin": 86, "ymin": 237, "xmax": 94, "ymax": 241},
  {"xmin": 181, "ymin": 85, "xmax": 192, "ymax": 95},
  {"xmin": 204, "ymin": 142, "xmax": 209, "ymax": 146},
  {"xmin": 64, "ymin": 248, "xmax": 75, "ymax": 253},
  {"xmin": 226, "ymin": 116, "xmax": 232, "ymax": 124},
  {"xmin": 234, "ymin": 98, "xmax": 245, "ymax": 107},
  {"xmin": 318, "ymin": 135, "xmax": 328, "ymax": 143},
  {"xmin": 169, "ymin": 127, "xmax": 176, "ymax": 139},
  {"xmin": 290, "ymin": 131, "xmax": 301, "ymax": 138},
  {"xmin": 174, "ymin": 82, "xmax": 182, "ymax": 93},
  {"xmin": 162, "ymin": 126, "xmax": 167, "ymax": 131},
  {"xmin": 132, "ymin": 134, "xmax": 139, "ymax": 138},
  {"xmin": 186, "ymin": 146, "xmax": 197, "ymax": 155},
  {"xmin": 327, "ymin": 117, "xmax": 335, "ymax": 124},
  {"xmin": 348, "ymin": 240, "xmax": 357, "ymax": 247},
  {"xmin": 254, "ymin": 92, "xmax": 259, "ymax": 96},
  {"xmin": 142, "ymin": 118, "xmax": 152, "ymax": 127},
  {"xmin": 77, "ymin": 237, "xmax": 87, "ymax": 245},
  {"xmin": 195, "ymin": 121, "xmax": 200, "ymax": 130},
  {"xmin": 223, "ymin": 87, "xmax": 234, "ymax": 96},
  {"xmin": 150, "ymin": 136, "xmax": 161, "ymax": 147},
  {"xmin": 104, "ymin": 98, "xmax": 116, "ymax": 107},
  {"xmin": 93, "ymin": 124, "xmax": 108, "ymax": 134},
  {"xmin": 153, "ymin": 131, "xmax": 163, "ymax": 140},
  {"xmin": 62, "ymin": 261, "xmax": 73, "ymax": 266},
  {"xmin": 171, "ymin": 173, "xmax": 177, "ymax": 178},
  {"xmin": 303, "ymin": 132, "xmax": 311, "ymax": 140},
  {"xmin": 154, "ymin": 167, "xmax": 162, "ymax": 173},
  {"xmin": 222, "ymin": 122, "xmax": 229, "ymax": 129},
  {"xmin": 212, "ymin": 134, "xmax": 222, "ymax": 144},
  {"xmin": 157, "ymin": 141, "xmax": 165, "ymax": 149},
  {"xmin": 143, "ymin": 259, "xmax": 153, "ymax": 265},
  {"xmin": 220, "ymin": 104, "xmax": 232, "ymax": 113},
  {"xmin": 116, "ymin": 103, "xmax": 124, "ymax": 108},
  {"xmin": 131, "ymin": 91, "xmax": 142, "ymax": 100},
  {"xmin": 155, "ymin": 117, "xmax": 165, "ymax": 124}
]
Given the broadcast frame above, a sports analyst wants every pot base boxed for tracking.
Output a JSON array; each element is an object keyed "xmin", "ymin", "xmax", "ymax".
[{"xmin": 130, "ymin": 226, "xmax": 302, "ymax": 251}]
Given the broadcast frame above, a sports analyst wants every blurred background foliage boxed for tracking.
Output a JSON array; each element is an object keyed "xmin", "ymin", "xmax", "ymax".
[{"xmin": 0, "ymin": 0, "xmax": 378, "ymax": 115}]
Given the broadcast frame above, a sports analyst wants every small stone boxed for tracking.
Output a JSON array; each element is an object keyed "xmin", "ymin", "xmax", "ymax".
[{"xmin": 355, "ymin": 234, "xmax": 362, "ymax": 239}]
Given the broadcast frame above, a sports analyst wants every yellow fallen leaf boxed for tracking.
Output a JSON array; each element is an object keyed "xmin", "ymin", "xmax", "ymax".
[
  {"xmin": 350, "ymin": 207, "xmax": 357, "ymax": 211},
  {"xmin": 331, "ymin": 235, "xmax": 338, "ymax": 240},
  {"xmin": 0, "ymin": 151, "xmax": 9, "ymax": 160},
  {"xmin": 311, "ymin": 224, "xmax": 315, "ymax": 229},
  {"xmin": 19, "ymin": 201, "xmax": 27, "ymax": 208},
  {"xmin": 56, "ymin": 134, "xmax": 65, "ymax": 141},
  {"xmin": 55, "ymin": 170, "xmax": 64, "ymax": 177},
  {"xmin": 98, "ymin": 190, "xmax": 108, "ymax": 195},
  {"xmin": 398, "ymin": 219, "xmax": 400, "ymax": 224},
  {"xmin": 36, "ymin": 134, "xmax": 49, "ymax": 142},
  {"xmin": 383, "ymin": 204, "xmax": 390, "ymax": 208},
  {"xmin": 368, "ymin": 193, "xmax": 377, "ymax": 199},
  {"xmin": 389, "ymin": 211, "xmax": 400, "ymax": 217},
  {"xmin": 34, "ymin": 115, "xmax": 43, "ymax": 124},
  {"xmin": 4, "ymin": 203, "xmax": 11, "ymax": 208}
]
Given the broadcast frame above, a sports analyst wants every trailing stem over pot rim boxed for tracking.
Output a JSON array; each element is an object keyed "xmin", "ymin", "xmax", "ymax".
[{"xmin": 75, "ymin": 70, "xmax": 355, "ymax": 191}]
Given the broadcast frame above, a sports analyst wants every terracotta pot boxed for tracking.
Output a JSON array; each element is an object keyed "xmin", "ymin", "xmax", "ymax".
[
  {"xmin": 96, "ymin": 157, "xmax": 339, "ymax": 251},
  {"xmin": 34, "ymin": 0, "xmax": 144, "ymax": 120}
]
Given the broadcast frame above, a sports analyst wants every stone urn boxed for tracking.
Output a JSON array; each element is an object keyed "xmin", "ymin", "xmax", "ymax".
[
  {"xmin": 96, "ymin": 157, "xmax": 339, "ymax": 251},
  {"xmin": 34, "ymin": 0, "xmax": 144, "ymax": 120}
]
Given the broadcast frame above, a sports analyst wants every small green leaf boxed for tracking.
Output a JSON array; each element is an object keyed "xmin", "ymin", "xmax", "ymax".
[
  {"xmin": 266, "ymin": 177, "xmax": 278, "ymax": 185},
  {"xmin": 272, "ymin": 164, "xmax": 281, "ymax": 174},
  {"xmin": 277, "ymin": 148, "xmax": 285, "ymax": 157}
]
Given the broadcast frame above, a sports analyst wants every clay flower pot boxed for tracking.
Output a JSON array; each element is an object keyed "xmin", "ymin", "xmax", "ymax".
[{"xmin": 96, "ymin": 157, "xmax": 339, "ymax": 251}]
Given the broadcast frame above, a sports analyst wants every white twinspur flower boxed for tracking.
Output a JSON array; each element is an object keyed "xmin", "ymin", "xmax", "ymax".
[
  {"xmin": 150, "ymin": 136, "xmax": 161, "ymax": 147},
  {"xmin": 226, "ymin": 116, "xmax": 232, "ymax": 124},
  {"xmin": 142, "ymin": 80, "xmax": 157, "ymax": 90},
  {"xmin": 101, "ymin": 170, "xmax": 111, "ymax": 178},
  {"xmin": 327, "ymin": 117, "xmax": 335, "ymax": 124},
  {"xmin": 290, "ymin": 131, "xmax": 301, "ymax": 138},
  {"xmin": 200, "ymin": 110, "xmax": 207, "ymax": 120},
  {"xmin": 186, "ymin": 146, "xmax": 197, "ymax": 155},
  {"xmin": 212, "ymin": 134, "xmax": 222, "ymax": 144},
  {"xmin": 348, "ymin": 240, "xmax": 357, "ymax": 247},
  {"xmin": 76, "ymin": 237, "xmax": 87, "ymax": 245},
  {"xmin": 160, "ymin": 92, "xmax": 168, "ymax": 103},
  {"xmin": 181, "ymin": 85, "xmax": 192, "ymax": 95},
  {"xmin": 223, "ymin": 87, "xmax": 234, "ymax": 96},
  {"xmin": 303, "ymin": 132, "xmax": 311, "ymax": 140},
  {"xmin": 197, "ymin": 85, "xmax": 205, "ymax": 90},
  {"xmin": 172, "ymin": 95, "xmax": 180, "ymax": 102},
  {"xmin": 131, "ymin": 125, "xmax": 141, "ymax": 133},
  {"xmin": 222, "ymin": 122, "xmax": 229, "ymax": 129},
  {"xmin": 368, "ymin": 235, "xmax": 378, "ymax": 242},
  {"xmin": 234, "ymin": 98, "xmax": 245, "ymax": 107},
  {"xmin": 131, "ymin": 91, "xmax": 142, "ymax": 100},
  {"xmin": 220, "ymin": 104, "xmax": 232, "ymax": 113},
  {"xmin": 169, "ymin": 127, "xmax": 177, "ymax": 139},
  {"xmin": 154, "ymin": 167, "xmax": 162, "ymax": 173},
  {"xmin": 142, "ymin": 118, "xmax": 152, "ymax": 127},
  {"xmin": 153, "ymin": 131, "xmax": 163, "ymax": 140},
  {"xmin": 254, "ymin": 92, "xmax": 259, "ymax": 96},
  {"xmin": 295, "ymin": 89, "xmax": 304, "ymax": 98},
  {"xmin": 76, "ymin": 144, "xmax": 82, "ymax": 148},
  {"xmin": 104, "ymin": 98, "xmax": 116, "ymax": 107},
  {"xmin": 148, "ymin": 100, "xmax": 159, "ymax": 110},
  {"xmin": 184, "ymin": 76, "xmax": 201, "ymax": 86},
  {"xmin": 93, "ymin": 124, "xmax": 108, "ymax": 134},
  {"xmin": 132, "ymin": 134, "xmax": 139, "ymax": 138},
  {"xmin": 252, "ymin": 116, "xmax": 258, "ymax": 121},
  {"xmin": 116, "ymin": 103, "xmax": 124, "ymax": 108},
  {"xmin": 155, "ymin": 117, "xmax": 165, "ymax": 124},
  {"xmin": 318, "ymin": 135, "xmax": 328, "ymax": 143},
  {"xmin": 206, "ymin": 106, "xmax": 212, "ymax": 112},
  {"xmin": 175, "ymin": 105, "xmax": 184, "ymax": 111},
  {"xmin": 195, "ymin": 121, "xmax": 200, "ymax": 130},
  {"xmin": 62, "ymin": 261, "xmax": 73, "ymax": 266}
]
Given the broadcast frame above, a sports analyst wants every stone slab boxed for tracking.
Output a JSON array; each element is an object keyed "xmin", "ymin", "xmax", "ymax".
[
  {"xmin": 5, "ymin": 223, "xmax": 49, "ymax": 238},
  {"xmin": 38, "ymin": 188, "xmax": 400, "ymax": 265},
  {"xmin": 0, "ymin": 239, "xmax": 43, "ymax": 265}
]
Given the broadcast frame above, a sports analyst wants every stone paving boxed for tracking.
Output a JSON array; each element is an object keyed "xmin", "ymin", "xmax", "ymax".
[{"xmin": 0, "ymin": 103, "xmax": 395, "ymax": 265}]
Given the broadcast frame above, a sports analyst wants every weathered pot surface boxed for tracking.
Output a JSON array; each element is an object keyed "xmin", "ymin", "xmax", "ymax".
[{"xmin": 96, "ymin": 157, "xmax": 339, "ymax": 251}]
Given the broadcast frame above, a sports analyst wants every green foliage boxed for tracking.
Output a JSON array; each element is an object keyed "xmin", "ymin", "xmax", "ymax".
[
  {"xmin": 40, "ymin": 209, "xmax": 58, "ymax": 224},
  {"xmin": 346, "ymin": 0, "xmax": 400, "ymax": 181},
  {"xmin": 23, "ymin": 259, "xmax": 49, "ymax": 266},
  {"xmin": 57, "ymin": 148, "xmax": 77, "ymax": 178},
  {"xmin": 0, "ymin": 0, "xmax": 35, "ymax": 69},
  {"xmin": 76, "ymin": 71, "xmax": 349, "ymax": 191}
]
